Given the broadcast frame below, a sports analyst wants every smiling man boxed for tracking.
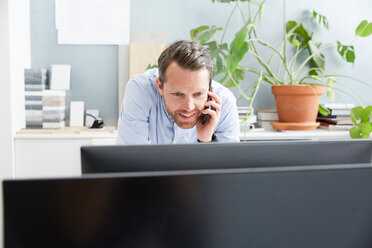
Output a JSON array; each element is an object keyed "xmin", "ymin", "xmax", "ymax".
[{"xmin": 116, "ymin": 40, "xmax": 239, "ymax": 144}]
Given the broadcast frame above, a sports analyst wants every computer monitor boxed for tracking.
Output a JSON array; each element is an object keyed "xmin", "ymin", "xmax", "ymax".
[
  {"xmin": 4, "ymin": 166, "xmax": 372, "ymax": 248},
  {"xmin": 81, "ymin": 140, "xmax": 372, "ymax": 174}
]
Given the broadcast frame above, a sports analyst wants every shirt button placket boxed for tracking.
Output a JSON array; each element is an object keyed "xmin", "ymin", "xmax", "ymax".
[{"xmin": 172, "ymin": 123, "xmax": 178, "ymax": 144}]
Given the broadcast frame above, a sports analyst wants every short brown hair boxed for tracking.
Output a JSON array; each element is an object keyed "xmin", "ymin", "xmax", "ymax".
[{"xmin": 157, "ymin": 40, "xmax": 213, "ymax": 85}]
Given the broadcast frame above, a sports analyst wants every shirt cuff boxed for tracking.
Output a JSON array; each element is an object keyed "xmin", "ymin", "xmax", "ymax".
[{"xmin": 197, "ymin": 133, "xmax": 218, "ymax": 143}]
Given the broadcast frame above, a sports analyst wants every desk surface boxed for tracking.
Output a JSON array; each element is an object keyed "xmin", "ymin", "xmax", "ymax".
[
  {"xmin": 15, "ymin": 126, "xmax": 117, "ymax": 139},
  {"xmin": 15, "ymin": 126, "xmax": 352, "ymax": 141},
  {"xmin": 240, "ymin": 129, "xmax": 351, "ymax": 141}
]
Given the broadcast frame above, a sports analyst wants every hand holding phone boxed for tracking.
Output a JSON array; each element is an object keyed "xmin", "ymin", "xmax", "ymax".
[{"xmin": 201, "ymin": 78, "xmax": 212, "ymax": 124}]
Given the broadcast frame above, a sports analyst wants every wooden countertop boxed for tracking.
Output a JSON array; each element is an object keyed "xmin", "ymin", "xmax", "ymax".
[{"xmin": 15, "ymin": 126, "xmax": 118, "ymax": 139}]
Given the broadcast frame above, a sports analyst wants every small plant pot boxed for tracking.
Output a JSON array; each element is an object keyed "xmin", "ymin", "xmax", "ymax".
[{"xmin": 271, "ymin": 85, "xmax": 324, "ymax": 130}]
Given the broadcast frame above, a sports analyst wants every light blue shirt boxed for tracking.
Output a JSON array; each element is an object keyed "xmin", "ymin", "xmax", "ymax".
[{"xmin": 116, "ymin": 68, "xmax": 240, "ymax": 144}]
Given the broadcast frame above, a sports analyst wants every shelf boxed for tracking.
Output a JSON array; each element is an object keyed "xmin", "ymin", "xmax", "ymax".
[
  {"xmin": 239, "ymin": 129, "xmax": 352, "ymax": 141},
  {"xmin": 15, "ymin": 126, "xmax": 117, "ymax": 139},
  {"xmin": 15, "ymin": 126, "xmax": 354, "ymax": 141}
]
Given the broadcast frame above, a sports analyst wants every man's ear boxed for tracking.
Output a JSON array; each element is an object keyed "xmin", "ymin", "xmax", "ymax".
[{"xmin": 155, "ymin": 78, "xmax": 164, "ymax": 96}]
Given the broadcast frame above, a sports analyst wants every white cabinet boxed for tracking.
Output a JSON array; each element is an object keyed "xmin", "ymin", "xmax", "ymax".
[
  {"xmin": 240, "ymin": 129, "xmax": 352, "ymax": 141},
  {"xmin": 14, "ymin": 129, "xmax": 352, "ymax": 179},
  {"xmin": 14, "ymin": 133, "xmax": 117, "ymax": 178}
]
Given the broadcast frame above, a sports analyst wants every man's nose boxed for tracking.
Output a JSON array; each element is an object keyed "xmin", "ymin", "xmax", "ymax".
[{"xmin": 182, "ymin": 97, "xmax": 195, "ymax": 111}]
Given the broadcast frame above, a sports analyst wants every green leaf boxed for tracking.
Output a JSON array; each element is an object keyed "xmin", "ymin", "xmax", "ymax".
[
  {"xmin": 308, "ymin": 40, "xmax": 325, "ymax": 72},
  {"xmin": 350, "ymin": 106, "xmax": 372, "ymax": 139},
  {"xmin": 355, "ymin": 20, "xmax": 372, "ymax": 37},
  {"xmin": 286, "ymin": 21, "xmax": 312, "ymax": 48},
  {"xmin": 286, "ymin": 21, "xmax": 297, "ymax": 33},
  {"xmin": 350, "ymin": 106, "xmax": 364, "ymax": 125},
  {"xmin": 146, "ymin": 63, "xmax": 158, "ymax": 70},
  {"xmin": 190, "ymin": 25, "xmax": 209, "ymax": 41},
  {"xmin": 359, "ymin": 122, "xmax": 372, "ymax": 138},
  {"xmin": 350, "ymin": 126, "xmax": 363, "ymax": 139},
  {"xmin": 337, "ymin": 41, "xmax": 355, "ymax": 64},
  {"xmin": 205, "ymin": 41, "xmax": 228, "ymax": 76},
  {"xmin": 326, "ymin": 77, "xmax": 335, "ymax": 102},
  {"xmin": 312, "ymin": 10, "xmax": 329, "ymax": 30},
  {"xmin": 290, "ymin": 39, "xmax": 301, "ymax": 47},
  {"xmin": 190, "ymin": 25, "xmax": 222, "ymax": 44},
  {"xmin": 318, "ymin": 104, "xmax": 331, "ymax": 116},
  {"xmin": 286, "ymin": 21, "xmax": 300, "ymax": 46},
  {"xmin": 361, "ymin": 105, "xmax": 372, "ymax": 123},
  {"xmin": 224, "ymin": 68, "xmax": 245, "ymax": 88},
  {"xmin": 226, "ymin": 24, "xmax": 249, "ymax": 73}
]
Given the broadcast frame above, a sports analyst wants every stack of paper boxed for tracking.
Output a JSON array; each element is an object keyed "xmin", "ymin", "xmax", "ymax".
[
  {"xmin": 257, "ymin": 110, "xmax": 278, "ymax": 131},
  {"xmin": 317, "ymin": 103, "xmax": 355, "ymax": 131},
  {"xmin": 42, "ymin": 90, "xmax": 66, "ymax": 129},
  {"xmin": 24, "ymin": 68, "xmax": 47, "ymax": 91},
  {"xmin": 24, "ymin": 67, "xmax": 70, "ymax": 129},
  {"xmin": 25, "ymin": 91, "xmax": 43, "ymax": 128}
]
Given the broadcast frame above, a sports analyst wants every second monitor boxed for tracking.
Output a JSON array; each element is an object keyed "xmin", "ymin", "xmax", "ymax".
[{"xmin": 81, "ymin": 140, "xmax": 372, "ymax": 174}]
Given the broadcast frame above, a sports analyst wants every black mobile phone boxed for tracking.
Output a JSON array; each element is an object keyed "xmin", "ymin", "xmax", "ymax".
[{"xmin": 201, "ymin": 78, "xmax": 212, "ymax": 124}]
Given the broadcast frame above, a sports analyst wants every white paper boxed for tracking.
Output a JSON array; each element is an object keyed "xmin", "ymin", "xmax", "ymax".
[
  {"xmin": 55, "ymin": 0, "xmax": 130, "ymax": 45},
  {"xmin": 58, "ymin": 28, "xmax": 129, "ymax": 45},
  {"xmin": 50, "ymin": 65, "xmax": 71, "ymax": 90}
]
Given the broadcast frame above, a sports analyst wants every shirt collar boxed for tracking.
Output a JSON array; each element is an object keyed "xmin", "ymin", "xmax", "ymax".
[
  {"xmin": 161, "ymin": 96, "xmax": 173, "ymax": 122},
  {"xmin": 155, "ymin": 81, "xmax": 174, "ymax": 123}
]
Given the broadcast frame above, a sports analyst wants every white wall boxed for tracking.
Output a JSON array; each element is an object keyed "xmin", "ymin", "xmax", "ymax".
[
  {"xmin": 0, "ymin": 0, "xmax": 30, "ymax": 246},
  {"xmin": 8, "ymin": 0, "xmax": 28, "ymax": 131},
  {"xmin": 0, "ymin": 0, "xmax": 13, "ymax": 246}
]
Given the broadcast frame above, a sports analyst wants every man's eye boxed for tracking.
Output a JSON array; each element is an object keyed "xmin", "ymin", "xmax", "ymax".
[
  {"xmin": 172, "ymin": 93, "xmax": 181, "ymax": 96},
  {"xmin": 194, "ymin": 93, "xmax": 203, "ymax": 97}
]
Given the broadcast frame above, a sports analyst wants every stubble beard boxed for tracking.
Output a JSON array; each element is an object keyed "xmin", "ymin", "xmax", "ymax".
[{"xmin": 169, "ymin": 110, "xmax": 202, "ymax": 129}]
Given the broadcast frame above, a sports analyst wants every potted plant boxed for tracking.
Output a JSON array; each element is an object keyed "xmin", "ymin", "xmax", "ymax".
[{"xmin": 190, "ymin": 0, "xmax": 372, "ymax": 130}]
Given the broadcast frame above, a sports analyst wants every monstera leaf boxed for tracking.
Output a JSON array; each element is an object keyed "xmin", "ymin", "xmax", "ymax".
[
  {"xmin": 223, "ymin": 24, "xmax": 249, "ymax": 87},
  {"xmin": 308, "ymin": 40, "xmax": 325, "ymax": 75},
  {"xmin": 190, "ymin": 25, "xmax": 222, "ymax": 44},
  {"xmin": 286, "ymin": 21, "xmax": 312, "ymax": 48},
  {"xmin": 205, "ymin": 41, "xmax": 228, "ymax": 76},
  {"xmin": 313, "ymin": 10, "xmax": 329, "ymax": 30},
  {"xmin": 337, "ymin": 42, "xmax": 355, "ymax": 64},
  {"xmin": 224, "ymin": 69, "xmax": 245, "ymax": 88},
  {"xmin": 226, "ymin": 24, "xmax": 249, "ymax": 74}
]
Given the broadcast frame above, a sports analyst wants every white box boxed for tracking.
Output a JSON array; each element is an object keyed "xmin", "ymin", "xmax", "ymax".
[
  {"xmin": 43, "ymin": 121, "xmax": 65, "ymax": 129},
  {"xmin": 257, "ymin": 110, "xmax": 278, "ymax": 121},
  {"xmin": 70, "ymin": 101, "xmax": 84, "ymax": 127},
  {"xmin": 50, "ymin": 65, "xmax": 71, "ymax": 90}
]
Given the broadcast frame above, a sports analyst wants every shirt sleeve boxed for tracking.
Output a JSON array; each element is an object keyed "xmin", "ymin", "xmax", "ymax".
[
  {"xmin": 214, "ymin": 92, "xmax": 240, "ymax": 143},
  {"xmin": 116, "ymin": 77, "xmax": 154, "ymax": 145}
]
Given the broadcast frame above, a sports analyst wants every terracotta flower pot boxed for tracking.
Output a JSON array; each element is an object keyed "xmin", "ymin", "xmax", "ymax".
[{"xmin": 271, "ymin": 85, "xmax": 324, "ymax": 128}]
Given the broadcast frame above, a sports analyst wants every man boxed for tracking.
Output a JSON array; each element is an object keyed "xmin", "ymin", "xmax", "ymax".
[{"xmin": 116, "ymin": 40, "xmax": 239, "ymax": 144}]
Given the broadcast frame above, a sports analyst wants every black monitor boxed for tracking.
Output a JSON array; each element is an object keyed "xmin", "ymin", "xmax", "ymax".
[
  {"xmin": 4, "ymin": 166, "xmax": 372, "ymax": 248},
  {"xmin": 81, "ymin": 140, "xmax": 372, "ymax": 174}
]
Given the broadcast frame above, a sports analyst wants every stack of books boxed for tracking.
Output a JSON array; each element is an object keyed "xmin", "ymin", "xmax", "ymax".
[
  {"xmin": 42, "ymin": 90, "xmax": 66, "ymax": 129},
  {"xmin": 24, "ymin": 68, "xmax": 67, "ymax": 129},
  {"xmin": 25, "ymin": 91, "xmax": 43, "ymax": 128},
  {"xmin": 317, "ymin": 103, "xmax": 354, "ymax": 131},
  {"xmin": 24, "ymin": 69, "xmax": 47, "ymax": 128},
  {"xmin": 238, "ymin": 106, "xmax": 257, "ymax": 132},
  {"xmin": 257, "ymin": 110, "xmax": 278, "ymax": 130},
  {"xmin": 24, "ymin": 68, "xmax": 47, "ymax": 91}
]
